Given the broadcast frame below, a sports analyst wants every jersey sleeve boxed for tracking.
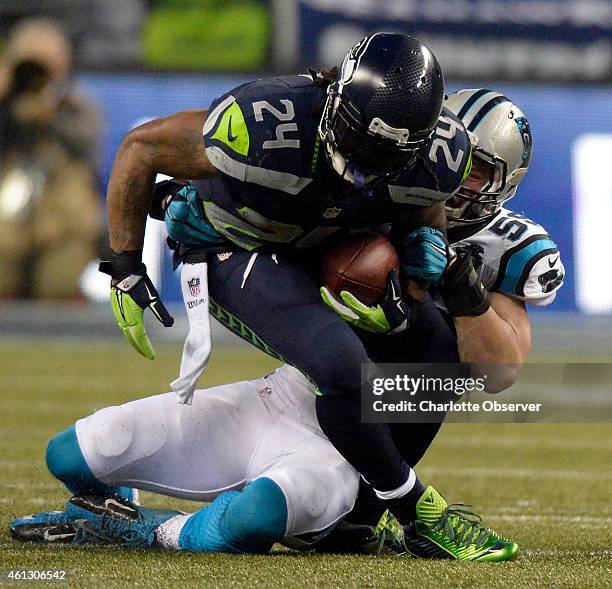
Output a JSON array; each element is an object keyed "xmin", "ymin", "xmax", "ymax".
[
  {"xmin": 387, "ymin": 107, "xmax": 471, "ymax": 206},
  {"xmin": 457, "ymin": 209, "xmax": 565, "ymax": 306},
  {"xmin": 491, "ymin": 235, "xmax": 565, "ymax": 305},
  {"xmin": 202, "ymin": 76, "xmax": 316, "ymax": 195},
  {"xmin": 518, "ymin": 249, "xmax": 565, "ymax": 306}
]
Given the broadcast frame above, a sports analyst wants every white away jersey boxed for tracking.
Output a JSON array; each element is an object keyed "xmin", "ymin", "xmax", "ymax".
[{"xmin": 454, "ymin": 208, "xmax": 565, "ymax": 306}]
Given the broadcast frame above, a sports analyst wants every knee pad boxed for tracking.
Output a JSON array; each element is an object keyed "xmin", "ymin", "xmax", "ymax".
[
  {"xmin": 46, "ymin": 425, "xmax": 103, "ymax": 494},
  {"xmin": 85, "ymin": 406, "xmax": 136, "ymax": 459},
  {"xmin": 75, "ymin": 401, "xmax": 168, "ymax": 487},
  {"xmin": 265, "ymin": 464, "xmax": 358, "ymax": 537}
]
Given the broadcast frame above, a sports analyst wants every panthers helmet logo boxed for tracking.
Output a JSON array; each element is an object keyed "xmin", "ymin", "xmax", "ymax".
[{"xmin": 514, "ymin": 116, "xmax": 532, "ymax": 167}]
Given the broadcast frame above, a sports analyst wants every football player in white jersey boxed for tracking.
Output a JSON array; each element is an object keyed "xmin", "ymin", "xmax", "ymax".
[
  {"xmin": 439, "ymin": 89, "xmax": 564, "ymax": 391},
  {"xmin": 8, "ymin": 361, "xmax": 515, "ymax": 561},
  {"xmin": 10, "ymin": 90, "xmax": 561, "ymax": 562}
]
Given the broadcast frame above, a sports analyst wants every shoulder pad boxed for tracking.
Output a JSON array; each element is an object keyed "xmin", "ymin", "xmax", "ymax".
[
  {"xmin": 203, "ymin": 76, "xmax": 320, "ymax": 195},
  {"xmin": 455, "ymin": 209, "xmax": 565, "ymax": 305},
  {"xmin": 388, "ymin": 107, "xmax": 471, "ymax": 206}
]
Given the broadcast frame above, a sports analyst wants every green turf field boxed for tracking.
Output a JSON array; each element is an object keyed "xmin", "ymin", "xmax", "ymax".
[{"xmin": 0, "ymin": 341, "xmax": 610, "ymax": 588}]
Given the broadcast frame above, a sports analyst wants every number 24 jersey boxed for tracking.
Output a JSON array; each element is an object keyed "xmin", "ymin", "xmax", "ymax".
[{"xmin": 197, "ymin": 74, "xmax": 471, "ymax": 252}]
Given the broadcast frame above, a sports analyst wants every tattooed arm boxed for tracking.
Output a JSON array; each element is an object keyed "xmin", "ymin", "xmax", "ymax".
[{"xmin": 107, "ymin": 110, "xmax": 217, "ymax": 253}]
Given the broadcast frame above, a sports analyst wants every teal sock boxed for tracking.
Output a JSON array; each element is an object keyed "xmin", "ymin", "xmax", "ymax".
[{"xmin": 178, "ymin": 478, "xmax": 288, "ymax": 553}]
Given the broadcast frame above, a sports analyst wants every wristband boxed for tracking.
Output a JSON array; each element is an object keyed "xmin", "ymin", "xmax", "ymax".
[
  {"xmin": 439, "ymin": 251, "xmax": 490, "ymax": 317},
  {"xmin": 104, "ymin": 250, "xmax": 145, "ymax": 280}
]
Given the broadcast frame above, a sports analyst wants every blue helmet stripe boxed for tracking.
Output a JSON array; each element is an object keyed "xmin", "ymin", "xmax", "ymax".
[
  {"xmin": 467, "ymin": 96, "xmax": 511, "ymax": 132},
  {"xmin": 456, "ymin": 89, "xmax": 491, "ymax": 120}
]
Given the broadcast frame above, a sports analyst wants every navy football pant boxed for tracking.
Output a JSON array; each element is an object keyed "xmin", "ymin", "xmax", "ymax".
[
  {"xmin": 208, "ymin": 251, "xmax": 367, "ymax": 396},
  {"xmin": 207, "ymin": 251, "xmax": 457, "ymax": 492}
]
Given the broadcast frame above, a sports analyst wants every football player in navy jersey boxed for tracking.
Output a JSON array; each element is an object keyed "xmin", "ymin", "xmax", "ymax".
[
  {"xmin": 11, "ymin": 83, "xmax": 544, "ymax": 562},
  {"xmin": 312, "ymin": 89, "xmax": 565, "ymax": 556},
  {"xmin": 94, "ymin": 32, "xmax": 479, "ymax": 556}
]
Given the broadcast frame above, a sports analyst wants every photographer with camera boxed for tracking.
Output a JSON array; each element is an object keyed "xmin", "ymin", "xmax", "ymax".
[{"xmin": 0, "ymin": 19, "xmax": 102, "ymax": 299}]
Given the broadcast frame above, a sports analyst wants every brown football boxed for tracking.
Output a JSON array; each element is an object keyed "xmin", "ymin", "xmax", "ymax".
[{"xmin": 321, "ymin": 233, "xmax": 400, "ymax": 305}]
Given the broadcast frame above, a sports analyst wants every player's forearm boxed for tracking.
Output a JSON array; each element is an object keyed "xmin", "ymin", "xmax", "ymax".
[
  {"xmin": 107, "ymin": 134, "xmax": 156, "ymax": 252},
  {"xmin": 393, "ymin": 201, "xmax": 447, "ymax": 237},
  {"xmin": 418, "ymin": 201, "xmax": 447, "ymax": 231},
  {"xmin": 455, "ymin": 308, "xmax": 523, "ymax": 364},
  {"xmin": 453, "ymin": 301, "xmax": 530, "ymax": 392},
  {"xmin": 107, "ymin": 110, "xmax": 216, "ymax": 253}
]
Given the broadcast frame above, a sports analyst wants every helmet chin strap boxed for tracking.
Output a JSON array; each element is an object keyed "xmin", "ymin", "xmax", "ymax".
[
  {"xmin": 348, "ymin": 164, "xmax": 366, "ymax": 189},
  {"xmin": 327, "ymin": 145, "xmax": 351, "ymax": 180}
]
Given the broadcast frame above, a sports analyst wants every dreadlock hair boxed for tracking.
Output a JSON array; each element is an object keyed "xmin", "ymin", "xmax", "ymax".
[
  {"xmin": 309, "ymin": 67, "xmax": 339, "ymax": 120},
  {"xmin": 309, "ymin": 66, "xmax": 339, "ymax": 88}
]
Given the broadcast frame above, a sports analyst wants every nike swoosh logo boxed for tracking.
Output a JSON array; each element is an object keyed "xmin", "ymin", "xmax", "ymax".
[
  {"xmin": 389, "ymin": 279, "xmax": 400, "ymax": 302},
  {"xmin": 43, "ymin": 529, "xmax": 75, "ymax": 542},
  {"xmin": 548, "ymin": 255, "xmax": 560, "ymax": 268},
  {"xmin": 143, "ymin": 282, "xmax": 156, "ymax": 302},
  {"xmin": 227, "ymin": 116, "xmax": 238, "ymax": 142},
  {"xmin": 104, "ymin": 498, "xmax": 135, "ymax": 512},
  {"xmin": 150, "ymin": 301, "xmax": 162, "ymax": 322},
  {"xmin": 388, "ymin": 280, "xmax": 404, "ymax": 314},
  {"xmin": 430, "ymin": 243, "xmax": 447, "ymax": 256}
]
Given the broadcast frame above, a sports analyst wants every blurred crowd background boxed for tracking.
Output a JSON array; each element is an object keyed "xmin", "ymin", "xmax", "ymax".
[{"xmin": 0, "ymin": 0, "xmax": 610, "ymax": 324}]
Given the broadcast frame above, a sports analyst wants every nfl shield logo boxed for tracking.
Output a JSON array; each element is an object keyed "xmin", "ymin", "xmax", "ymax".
[
  {"xmin": 258, "ymin": 386, "xmax": 272, "ymax": 398},
  {"xmin": 323, "ymin": 207, "xmax": 341, "ymax": 219},
  {"xmin": 187, "ymin": 277, "xmax": 201, "ymax": 297}
]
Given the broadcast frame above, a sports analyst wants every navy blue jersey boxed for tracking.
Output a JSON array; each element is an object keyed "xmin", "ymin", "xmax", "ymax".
[{"xmin": 200, "ymin": 75, "xmax": 471, "ymax": 252}]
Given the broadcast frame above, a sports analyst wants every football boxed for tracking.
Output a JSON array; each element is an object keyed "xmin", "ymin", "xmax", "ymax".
[{"xmin": 320, "ymin": 233, "xmax": 400, "ymax": 305}]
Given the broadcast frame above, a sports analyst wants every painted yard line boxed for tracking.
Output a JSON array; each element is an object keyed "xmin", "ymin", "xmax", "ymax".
[
  {"xmin": 419, "ymin": 466, "xmax": 612, "ymax": 480},
  {"xmin": 438, "ymin": 436, "xmax": 612, "ymax": 451},
  {"xmin": 0, "ymin": 482, "xmax": 59, "ymax": 490},
  {"xmin": 0, "ymin": 497, "xmax": 50, "ymax": 505},
  {"xmin": 489, "ymin": 505, "xmax": 612, "ymax": 516},
  {"xmin": 489, "ymin": 514, "xmax": 612, "ymax": 524},
  {"xmin": 523, "ymin": 548, "xmax": 612, "ymax": 557}
]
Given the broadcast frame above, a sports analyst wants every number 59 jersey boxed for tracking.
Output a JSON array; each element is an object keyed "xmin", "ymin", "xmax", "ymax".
[
  {"xmin": 198, "ymin": 74, "xmax": 470, "ymax": 252},
  {"xmin": 453, "ymin": 208, "xmax": 565, "ymax": 305}
]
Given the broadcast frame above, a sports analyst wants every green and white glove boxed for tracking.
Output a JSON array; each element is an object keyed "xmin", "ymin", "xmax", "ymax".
[
  {"xmin": 99, "ymin": 251, "xmax": 174, "ymax": 360},
  {"xmin": 321, "ymin": 270, "xmax": 410, "ymax": 334}
]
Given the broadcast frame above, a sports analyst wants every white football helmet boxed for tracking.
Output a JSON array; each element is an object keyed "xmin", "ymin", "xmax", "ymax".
[{"xmin": 444, "ymin": 89, "xmax": 533, "ymax": 227}]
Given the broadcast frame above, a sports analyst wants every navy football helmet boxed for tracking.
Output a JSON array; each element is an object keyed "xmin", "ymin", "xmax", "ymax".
[{"xmin": 319, "ymin": 32, "xmax": 444, "ymax": 186}]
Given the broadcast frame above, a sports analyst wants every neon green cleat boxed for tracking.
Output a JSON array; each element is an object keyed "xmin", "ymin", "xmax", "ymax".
[
  {"xmin": 371, "ymin": 509, "xmax": 408, "ymax": 555},
  {"xmin": 403, "ymin": 486, "xmax": 519, "ymax": 561}
]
